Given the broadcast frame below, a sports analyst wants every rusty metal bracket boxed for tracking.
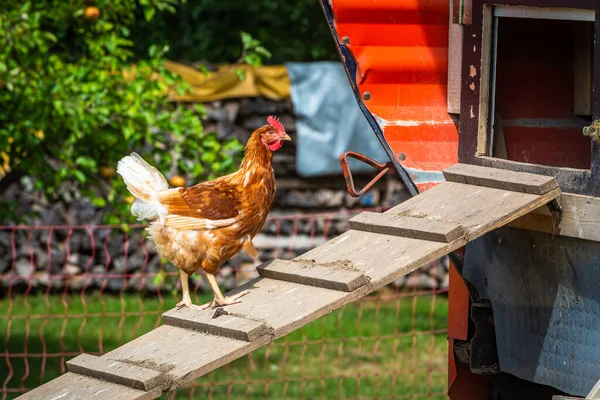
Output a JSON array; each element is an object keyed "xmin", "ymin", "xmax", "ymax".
[{"xmin": 339, "ymin": 151, "xmax": 394, "ymax": 197}]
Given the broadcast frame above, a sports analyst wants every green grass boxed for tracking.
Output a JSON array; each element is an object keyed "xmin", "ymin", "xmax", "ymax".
[{"xmin": 0, "ymin": 289, "xmax": 449, "ymax": 400}]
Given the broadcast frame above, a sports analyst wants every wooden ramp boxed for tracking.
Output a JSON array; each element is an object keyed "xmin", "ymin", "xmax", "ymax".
[{"xmin": 18, "ymin": 164, "xmax": 561, "ymax": 400}]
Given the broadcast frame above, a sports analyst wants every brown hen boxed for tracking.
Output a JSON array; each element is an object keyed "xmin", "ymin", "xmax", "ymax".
[{"xmin": 117, "ymin": 116, "xmax": 290, "ymax": 309}]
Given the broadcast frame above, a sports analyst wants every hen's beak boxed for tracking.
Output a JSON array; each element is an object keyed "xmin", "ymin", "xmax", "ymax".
[{"xmin": 281, "ymin": 133, "xmax": 292, "ymax": 141}]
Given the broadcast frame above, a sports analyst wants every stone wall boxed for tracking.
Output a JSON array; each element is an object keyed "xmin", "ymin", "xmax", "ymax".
[{"xmin": 0, "ymin": 97, "xmax": 449, "ymax": 294}]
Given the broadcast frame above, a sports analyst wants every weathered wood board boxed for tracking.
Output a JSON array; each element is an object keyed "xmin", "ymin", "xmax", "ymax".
[
  {"xmin": 295, "ymin": 229, "xmax": 453, "ymax": 292},
  {"xmin": 383, "ymin": 182, "xmax": 560, "ymax": 237},
  {"xmin": 16, "ymin": 372, "xmax": 160, "ymax": 400},
  {"xmin": 162, "ymin": 307, "xmax": 271, "ymax": 342},
  {"xmin": 210, "ymin": 278, "xmax": 351, "ymax": 339},
  {"xmin": 476, "ymin": 5, "xmax": 493, "ymax": 156},
  {"xmin": 508, "ymin": 193, "xmax": 600, "ymax": 243},
  {"xmin": 18, "ymin": 164, "xmax": 563, "ymax": 400},
  {"xmin": 443, "ymin": 163, "xmax": 558, "ymax": 194},
  {"xmin": 66, "ymin": 354, "xmax": 164, "ymax": 391},
  {"xmin": 102, "ymin": 325, "xmax": 271, "ymax": 389},
  {"xmin": 349, "ymin": 211, "xmax": 466, "ymax": 242},
  {"xmin": 447, "ymin": 0, "xmax": 463, "ymax": 114},
  {"xmin": 256, "ymin": 258, "xmax": 369, "ymax": 291}
]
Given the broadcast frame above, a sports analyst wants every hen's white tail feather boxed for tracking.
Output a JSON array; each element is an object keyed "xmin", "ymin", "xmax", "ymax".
[
  {"xmin": 131, "ymin": 199, "xmax": 160, "ymax": 221},
  {"xmin": 117, "ymin": 152, "xmax": 169, "ymax": 222}
]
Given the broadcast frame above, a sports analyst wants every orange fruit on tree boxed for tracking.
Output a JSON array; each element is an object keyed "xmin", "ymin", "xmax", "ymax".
[
  {"xmin": 84, "ymin": 6, "xmax": 100, "ymax": 20},
  {"xmin": 170, "ymin": 175, "xmax": 186, "ymax": 187},
  {"xmin": 99, "ymin": 165, "xmax": 115, "ymax": 179}
]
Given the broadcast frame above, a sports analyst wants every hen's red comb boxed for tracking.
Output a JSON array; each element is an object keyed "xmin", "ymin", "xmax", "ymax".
[{"xmin": 267, "ymin": 115, "xmax": 285, "ymax": 134}]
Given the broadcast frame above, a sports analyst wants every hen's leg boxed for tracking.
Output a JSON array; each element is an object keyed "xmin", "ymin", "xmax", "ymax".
[
  {"xmin": 201, "ymin": 273, "xmax": 250, "ymax": 309},
  {"xmin": 243, "ymin": 238, "xmax": 262, "ymax": 268},
  {"xmin": 176, "ymin": 269, "xmax": 203, "ymax": 310}
]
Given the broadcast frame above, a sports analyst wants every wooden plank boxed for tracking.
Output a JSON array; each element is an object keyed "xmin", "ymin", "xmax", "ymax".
[
  {"xmin": 296, "ymin": 230, "xmax": 454, "ymax": 293},
  {"xmin": 493, "ymin": 5, "xmax": 594, "ymax": 21},
  {"xmin": 162, "ymin": 307, "xmax": 271, "ymax": 342},
  {"xmin": 443, "ymin": 163, "xmax": 558, "ymax": 194},
  {"xmin": 476, "ymin": 5, "xmax": 493, "ymax": 156},
  {"xmin": 349, "ymin": 211, "xmax": 467, "ymax": 243},
  {"xmin": 256, "ymin": 259, "xmax": 369, "ymax": 292},
  {"xmin": 66, "ymin": 353, "xmax": 164, "ymax": 391},
  {"xmin": 301, "ymin": 182, "xmax": 560, "ymax": 292},
  {"xmin": 473, "ymin": 156, "xmax": 597, "ymax": 197},
  {"xmin": 16, "ymin": 372, "xmax": 159, "ymax": 400},
  {"xmin": 383, "ymin": 181, "xmax": 561, "ymax": 235},
  {"xmin": 213, "ymin": 278, "xmax": 350, "ymax": 339},
  {"xmin": 103, "ymin": 325, "xmax": 271, "ymax": 388},
  {"xmin": 574, "ymin": 22, "xmax": 592, "ymax": 116},
  {"xmin": 104, "ymin": 279, "xmax": 351, "ymax": 381},
  {"xmin": 447, "ymin": 0, "xmax": 463, "ymax": 114},
  {"xmin": 508, "ymin": 193, "xmax": 600, "ymax": 242}
]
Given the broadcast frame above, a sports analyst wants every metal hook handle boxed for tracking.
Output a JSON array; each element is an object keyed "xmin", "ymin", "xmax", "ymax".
[{"xmin": 339, "ymin": 151, "xmax": 394, "ymax": 197}]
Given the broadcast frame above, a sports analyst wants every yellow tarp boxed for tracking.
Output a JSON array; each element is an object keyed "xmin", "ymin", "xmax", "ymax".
[{"xmin": 164, "ymin": 61, "xmax": 291, "ymax": 103}]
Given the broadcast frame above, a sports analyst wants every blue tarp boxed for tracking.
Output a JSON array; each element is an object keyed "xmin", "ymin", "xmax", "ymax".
[{"xmin": 285, "ymin": 62, "xmax": 388, "ymax": 177}]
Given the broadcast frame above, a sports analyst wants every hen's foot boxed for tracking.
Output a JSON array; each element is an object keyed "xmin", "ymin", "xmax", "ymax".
[
  {"xmin": 176, "ymin": 298, "xmax": 204, "ymax": 310},
  {"xmin": 201, "ymin": 290, "xmax": 250, "ymax": 309}
]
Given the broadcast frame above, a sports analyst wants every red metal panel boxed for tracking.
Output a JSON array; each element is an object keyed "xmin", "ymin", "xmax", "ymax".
[
  {"xmin": 448, "ymin": 352, "xmax": 489, "ymax": 400},
  {"xmin": 448, "ymin": 255, "xmax": 468, "ymax": 341},
  {"xmin": 332, "ymin": 0, "xmax": 459, "ymax": 192},
  {"xmin": 448, "ymin": 260, "xmax": 489, "ymax": 400},
  {"xmin": 333, "ymin": 0, "xmax": 449, "ymax": 23},
  {"xmin": 447, "ymin": 250, "xmax": 483, "ymax": 400}
]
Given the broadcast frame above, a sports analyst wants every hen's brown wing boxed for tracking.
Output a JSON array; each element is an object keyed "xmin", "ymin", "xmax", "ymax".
[{"xmin": 157, "ymin": 179, "xmax": 242, "ymax": 230}]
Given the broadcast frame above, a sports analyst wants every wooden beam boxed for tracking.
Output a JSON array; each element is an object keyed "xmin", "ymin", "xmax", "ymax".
[
  {"xmin": 476, "ymin": 5, "xmax": 494, "ymax": 156},
  {"xmin": 16, "ymin": 372, "xmax": 160, "ymax": 400},
  {"xmin": 448, "ymin": 0, "xmax": 464, "ymax": 114},
  {"xmin": 256, "ymin": 259, "xmax": 369, "ymax": 292},
  {"xmin": 493, "ymin": 5, "xmax": 594, "ymax": 21},
  {"xmin": 102, "ymin": 325, "xmax": 272, "ymax": 388},
  {"xmin": 383, "ymin": 182, "xmax": 561, "ymax": 241},
  {"xmin": 574, "ymin": 22, "xmax": 593, "ymax": 116},
  {"xmin": 508, "ymin": 193, "xmax": 600, "ymax": 242},
  {"xmin": 349, "ymin": 211, "xmax": 467, "ymax": 243},
  {"xmin": 66, "ymin": 354, "xmax": 164, "ymax": 392},
  {"xmin": 162, "ymin": 308, "xmax": 272, "ymax": 342},
  {"xmin": 443, "ymin": 163, "xmax": 559, "ymax": 194}
]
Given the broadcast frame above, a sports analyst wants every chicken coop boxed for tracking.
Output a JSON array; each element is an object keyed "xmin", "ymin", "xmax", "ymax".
[
  {"xmin": 323, "ymin": 0, "xmax": 600, "ymax": 398},
  {"xmin": 13, "ymin": 0, "xmax": 600, "ymax": 399}
]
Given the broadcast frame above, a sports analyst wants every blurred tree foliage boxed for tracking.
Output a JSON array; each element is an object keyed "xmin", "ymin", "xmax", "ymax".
[
  {"xmin": 0, "ymin": 0, "xmax": 280, "ymax": 224},
  {"xmin": 0, "ymin": 0, "xmax": 336, "ymax": 225},
  {"xmin": 129, "ymin": 0, "xmax": 338, "ymax": 64}
]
